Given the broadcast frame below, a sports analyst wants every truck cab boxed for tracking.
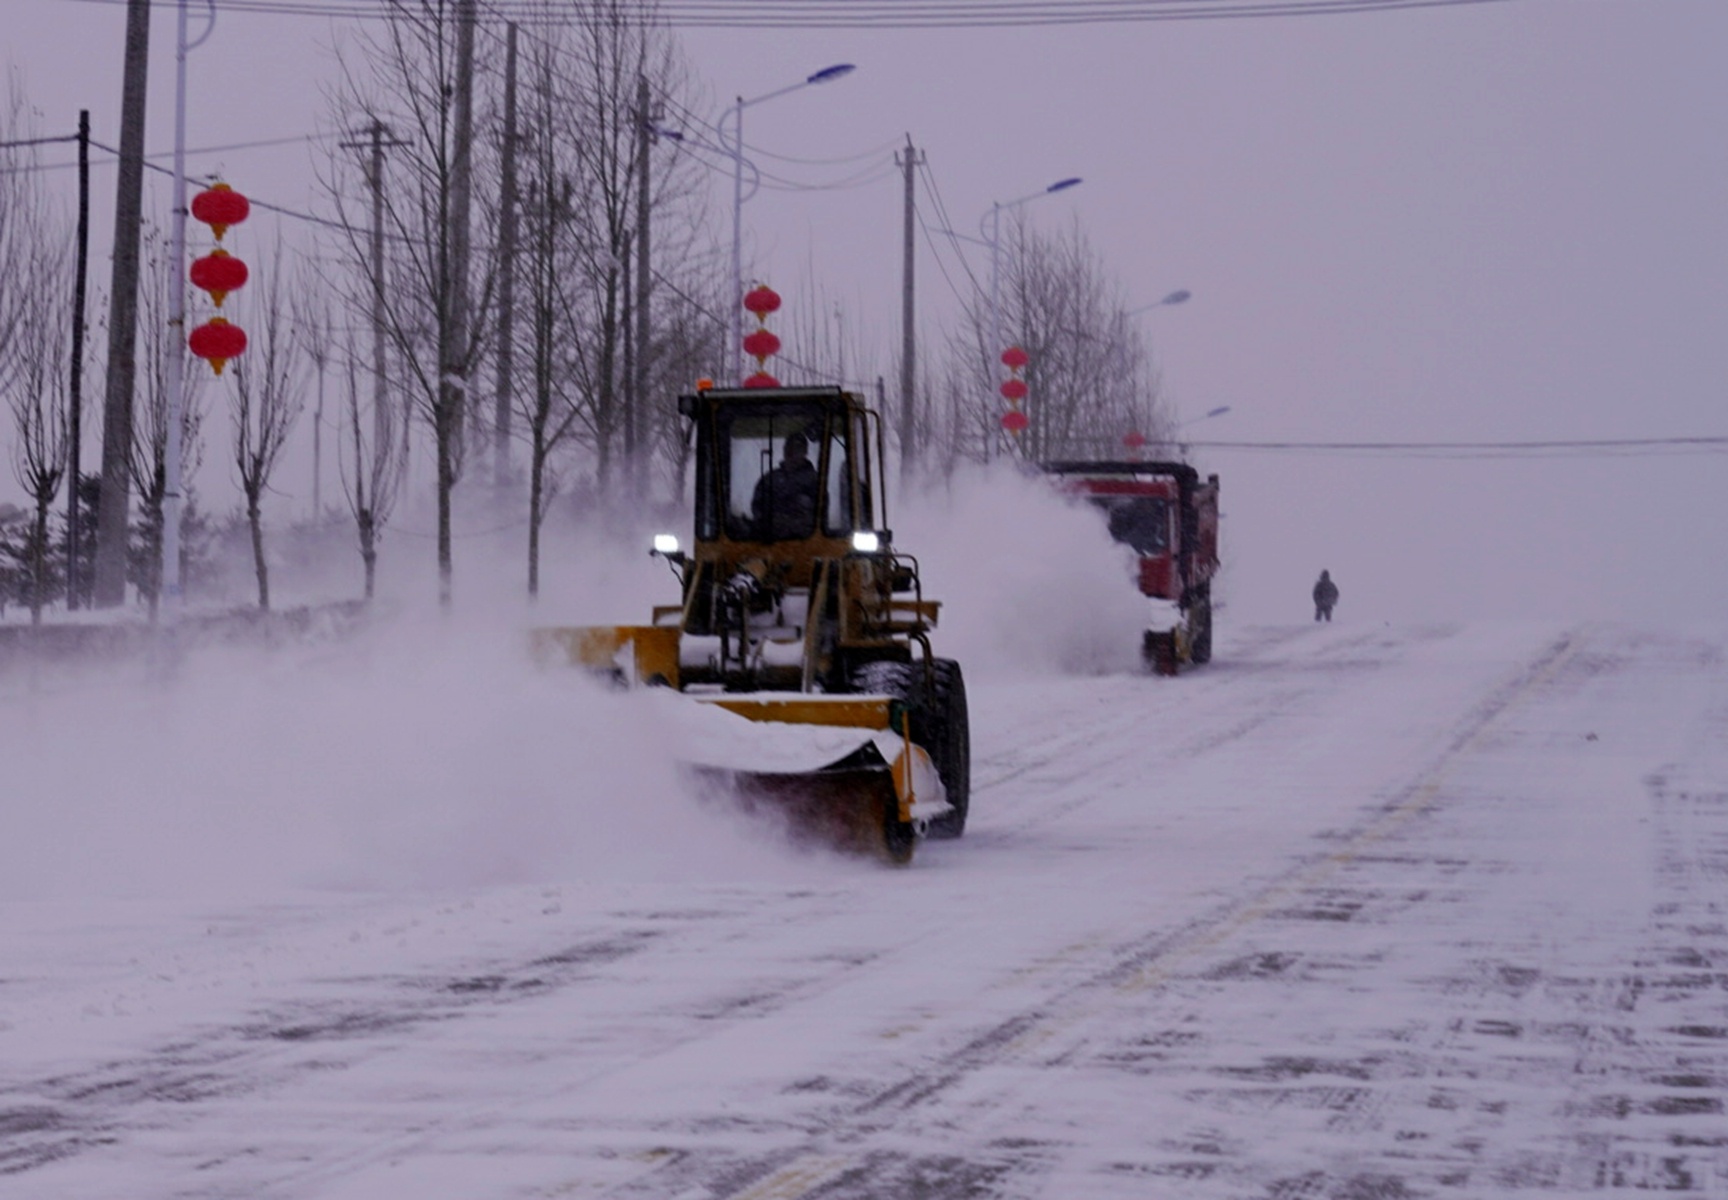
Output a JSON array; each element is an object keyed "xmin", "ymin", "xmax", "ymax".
[{"xmin": 1043, "ymin": 459, "xmax": 1220, "ymax": 674}]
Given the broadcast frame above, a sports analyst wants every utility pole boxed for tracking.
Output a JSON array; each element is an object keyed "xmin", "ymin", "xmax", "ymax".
[
  {"xmin": 93, "ymin": 0, "xmax": 151, "ymax": 608},
  {"xmin": 493, "ymin": 22, "xmax": 519, "ymax": 492},
  {"xmin": 896, "ymin": 137, "xmax": 923, "ymax": 487},
  {"xmin": 630, "ymin": 71, "xmax": 653, "ymax": 502},
  {"xmin": 66, "ymin": 110, "xmax": 91, "ymax": 609},
  {"xmin": 621, "ymin": 232, "xmax": 634, "ymax": 504},
  {"xmin": 340, "ymin": 120, "xmax": 406, "ymax": 498}
]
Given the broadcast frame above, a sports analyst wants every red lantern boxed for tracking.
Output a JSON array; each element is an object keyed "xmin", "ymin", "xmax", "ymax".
[
  {"xmin": 189, "ymin": 317, "xmax": 247, "ymax": 376},
  {"xmin": 1001, "ymin": 410, "xmax": 1029, "ymax": 433},
  {"xmin": 1123, "ymin": 431, "xmax": 1147, "ymax": 450},
  {"xmin": 1000, "ymin": 378, "xmax": 1028, "ymax": 402},
  {"xmin": 1000, "ymin": 346, "xmax": 1029, "ymax": 370},
  {"xmin": 742, "ymin": 329, "xmax": 782, "ymax": 362},
  {"xmin": 742, "ymin": 371, "xmax": 781, "ymax": 389},
  {"xmin": 191, "ymin": 182, "xmax": 250, "ymax": 241},
  {"xmin": 189, "ymin": 248, "xmax": 248, "ymax": 308},
  {"xmin": 742, "ymin": 285, "xmax": 782, "ymax": 319}
]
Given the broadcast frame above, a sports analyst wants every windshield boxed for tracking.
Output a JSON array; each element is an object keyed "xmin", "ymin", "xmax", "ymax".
[
  {"xmin": 1092, "ymin": 495, "xmax": 1171, "ymax": 556},
  {"xmin": 723, "ymin": 407, "xmax": 829, "ymax": 542}
]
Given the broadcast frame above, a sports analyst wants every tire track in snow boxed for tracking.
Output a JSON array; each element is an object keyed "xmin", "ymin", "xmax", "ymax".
[{"xmin": 621, "ymin": 631, "xmax": 1583, "ymax": 1200}]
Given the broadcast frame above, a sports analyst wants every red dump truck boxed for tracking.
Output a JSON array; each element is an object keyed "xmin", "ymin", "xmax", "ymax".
[{"xmin": 1042, "ymin": 460, "xmax": 1221, "ymax": 674}]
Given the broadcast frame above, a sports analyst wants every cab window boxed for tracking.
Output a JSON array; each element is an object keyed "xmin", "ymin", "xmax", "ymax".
[{"xmin": 1094, "ymin": 496, "xmax": 1171, "ymax": 555}]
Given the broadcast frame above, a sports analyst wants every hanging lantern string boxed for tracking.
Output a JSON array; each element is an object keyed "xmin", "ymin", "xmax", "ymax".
[
  {"xmin": 999, "ymin": 345, "xmax": 1029, "ymax": 434},
  {"xmin": 741, "ymin": 283, "xmax": 782, "ymax": 388}
]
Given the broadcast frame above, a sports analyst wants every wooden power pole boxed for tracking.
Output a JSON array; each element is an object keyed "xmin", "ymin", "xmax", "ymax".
[{"xmin": 896, "ymin": 137, "xmax": 924, "ymax": 487}]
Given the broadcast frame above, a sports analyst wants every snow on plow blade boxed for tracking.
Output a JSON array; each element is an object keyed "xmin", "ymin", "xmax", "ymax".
[
  {"xmin": 533, "ymin": 627, "xmax": 947, "ymax": 865},
  {"xmin": 659, "ymin": 693, "xmax": 947, "ymax": 866}
]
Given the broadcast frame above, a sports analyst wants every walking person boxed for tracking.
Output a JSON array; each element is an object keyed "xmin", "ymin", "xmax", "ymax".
[{"xmin": 1312, "ymin": 569, "xmax": 1339, "ymax": 622}]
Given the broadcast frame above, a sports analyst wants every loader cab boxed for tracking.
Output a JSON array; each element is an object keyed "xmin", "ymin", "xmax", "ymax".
[{"xmin": 682, "ymin": 387, "xmax": 879, "ymax": 556}]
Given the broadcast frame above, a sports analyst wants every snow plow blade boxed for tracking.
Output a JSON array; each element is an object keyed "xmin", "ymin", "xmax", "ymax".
[
  {"xmin": 532, "ymin": 624, "xmax": 947, "ymax": 864},
  {"xmin": 677, "ymin": 694, "xmax": 947, "ymax": 866}
]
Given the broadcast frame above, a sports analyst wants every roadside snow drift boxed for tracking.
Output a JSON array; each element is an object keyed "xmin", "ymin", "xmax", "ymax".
[{"xmin": 0, "ymin": 619, "xmax": 839, "ymax": 901}]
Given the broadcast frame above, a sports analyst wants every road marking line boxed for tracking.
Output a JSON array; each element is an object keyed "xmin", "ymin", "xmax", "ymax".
[{"xmin": 726, "ymin": 1154, "xmax": 854, "ymax": 1200}]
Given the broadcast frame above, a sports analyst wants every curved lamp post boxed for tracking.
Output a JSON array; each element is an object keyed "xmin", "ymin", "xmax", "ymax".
[
  {"xmin": 980, "ymin": 176, "xmax": 1081, "ymax": 459},
  {"xmin": 984, "ymin": 177, "xmax": 1082, "ymax": 382},
  {"xmin": 724, "ymin": 63, "xmax": 855, "ymax": 382},
  {"xmin": 162, "ymin": 0, "xmax": 218, "ymax": 619}
]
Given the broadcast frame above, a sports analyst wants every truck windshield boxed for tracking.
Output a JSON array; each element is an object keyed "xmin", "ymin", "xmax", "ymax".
[{"xmin": 1093, "ymin": 495, "xmax": 1170, "ymax": 556}]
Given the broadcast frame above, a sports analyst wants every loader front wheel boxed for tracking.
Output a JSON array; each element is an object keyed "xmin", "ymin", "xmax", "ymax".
[
  {"xmin": 923, "ymin": 658, "xmax": 971, "ymax": 839},
  {"xmin": 850, "ymin": 658, "xmax": 971, "ymax": 841}
]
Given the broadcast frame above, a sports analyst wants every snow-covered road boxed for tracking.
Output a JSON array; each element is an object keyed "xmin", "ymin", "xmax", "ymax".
[{"xmin": 3, "ymin": 620, "xmax": 1726, "ymax": 1198}]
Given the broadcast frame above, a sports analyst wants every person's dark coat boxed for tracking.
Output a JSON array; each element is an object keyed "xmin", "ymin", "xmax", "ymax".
[
  {"xmin": 1312, "ymin": 570, "xmax": 1339, "ymax": 621},
  {"xmin": 751, "ymin": 453, "xmax": 819, "ymax": 540}
]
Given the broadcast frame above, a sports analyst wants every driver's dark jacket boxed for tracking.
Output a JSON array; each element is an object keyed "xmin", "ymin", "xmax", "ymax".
[{"xmin": 751, "ymin": 460, "xmax": 819, "ymax": 540}]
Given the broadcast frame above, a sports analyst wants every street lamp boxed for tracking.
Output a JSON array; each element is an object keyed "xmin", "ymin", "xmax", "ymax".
[
  {"xmin": 723, "ymin": 63, "xmax": 855, "ymax": 382},
  {"xmin": 984, "ymin": 177, "xmax": 1082, "ymax": 377},
  {"xmin": 1173, "ymin": 404, "xmax": 1232, "ymax": 457},
  {"xmin": 1129, "ymin": 288, "xmax": 1191, "ymax": 316},
  {"xmin": 1177, "ymin": 404, "xmax": 1232, "ymax": 428},
  {"xmin": 162, "ymin": 0, "xmax": 219, "ymax": 621},
  {"xmin": 977, "ymin": 176, "xmax": 1081, "ymax": 459}
]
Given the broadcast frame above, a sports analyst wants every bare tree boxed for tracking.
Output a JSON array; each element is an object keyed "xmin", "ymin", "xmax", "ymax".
[
  {"xmin": 292, "ymin": 261, "xmax": 337, "ymax": 519},
  {"xmin": 485, "ymin": 3, "xmax": 712, "ymax": 588},
  {"xmin": 6, "ymin": 255, "xmax": 72, "ymax": 625},
  {"xmin": 514, "ymin": 53, "xmax": 582, "ymax": 597},
  {"xmin": 129, "ymin": 224, "xmax": 208, "ymax": 617},
  {"xmin": 324, "ymin": 0, "xmax": 498, "ymax": 607},
  {"xmin": 230, "ymin": 239, "xmax": 306, "ymax": 610},
  {"xmin": 0, "ymin": 72, "xmax": 43, "ymax": 407},
  {"xmin": 0, "ymin": 74, "xmax": 73, "ymax": 623},
  {"xmin": 338, "ymin": 338, "xmax": 405, "ymax": 601},
  {"xmin": 934, "ymin": 215, "xmax": 1173, "ymax": 467},
  {"xmin": 519, "ymin": 1, "xmax": 712, "ymax": 510}
]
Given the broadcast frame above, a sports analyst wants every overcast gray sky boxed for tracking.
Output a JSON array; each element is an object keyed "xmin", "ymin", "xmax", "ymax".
[{"xmin": 6, "ymin": 0, "xmax": 1725, "ymax": 625}]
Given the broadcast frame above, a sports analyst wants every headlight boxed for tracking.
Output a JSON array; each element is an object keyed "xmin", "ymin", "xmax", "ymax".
[
  {"xmin": 851, "ymin": 531, "xmax": 881, "ymax": 554},
  {"xmin": 651, "ymin": 533, "xmax": 681, "ymax": 556}
]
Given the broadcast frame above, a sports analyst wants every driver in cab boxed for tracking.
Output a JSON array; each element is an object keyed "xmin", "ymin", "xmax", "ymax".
[{"xmin": 751, "ymin": 431, "xmax": 820, "ymax": 541}]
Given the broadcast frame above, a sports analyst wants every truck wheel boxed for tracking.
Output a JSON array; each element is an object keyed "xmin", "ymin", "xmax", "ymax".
[
  {"xmin": 1190, "ymin": 598, "xmax": 1213, "ymax": 666},
  {"xmin": 1144, "ymin": 630, "xmax": 1178, "ymax": 676},
  {"xmin": 923, "ymin": 658, "xmax": 971, "ymax": 839}
]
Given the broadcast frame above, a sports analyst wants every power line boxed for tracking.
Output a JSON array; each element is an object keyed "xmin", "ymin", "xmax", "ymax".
[
  {"xmin": 1184, "ymin": 435, "xmax": 1728, "ymax": 459},
  {"xmin": 0, "ymin": 134, "xmax": 79, "ymax": 150},
  {"xmin": 57, "ymin": 0, "xmax": 1518, "ymax": 26},
  {"xmin": 4, "ymin": 131, "xmax": 330, "ymax": 178},
  {"xmin": 86, "ymin": 137, "xmax": 359, "ymax": 234}
]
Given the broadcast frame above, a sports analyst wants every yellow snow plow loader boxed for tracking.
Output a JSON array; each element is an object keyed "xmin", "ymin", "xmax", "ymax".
[{"xmin": 534, "ymin": 386, "xmax": 969, "ymax": 864}]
